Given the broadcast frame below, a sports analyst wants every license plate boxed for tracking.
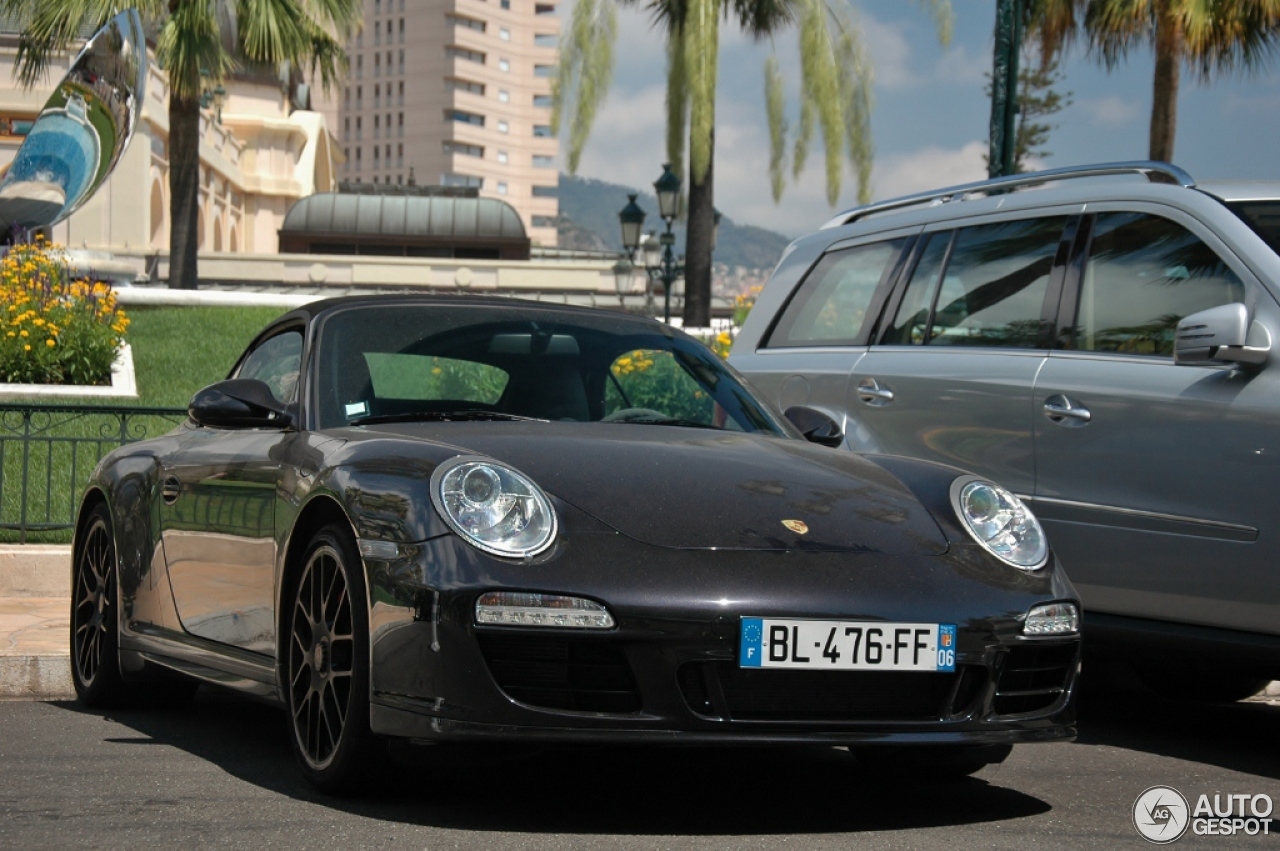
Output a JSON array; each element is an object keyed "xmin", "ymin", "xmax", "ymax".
[{"xmin": 739, "ymin": 618, "xmax": 956, "ymax": 672}]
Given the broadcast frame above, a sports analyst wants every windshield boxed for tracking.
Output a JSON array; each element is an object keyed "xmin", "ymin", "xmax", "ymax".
[
  {"xmin": 1226, "ymin": 201, "xmax": 1280, "ymax": 256},
  {"xmin": 313, "ymin": 304, "xmax": 791, "ymax": 436}
]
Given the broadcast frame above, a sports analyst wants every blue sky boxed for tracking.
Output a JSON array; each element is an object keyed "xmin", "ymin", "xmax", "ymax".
[{"xmin": 565, "ymin": 0, "xmax": 1280, "ymax": 239}]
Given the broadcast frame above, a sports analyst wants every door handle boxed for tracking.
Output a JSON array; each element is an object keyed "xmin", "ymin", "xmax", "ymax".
[
  {"xmin": 856, "ymin": 378, "xmax": 894, "ymax": 407},
  {"xmin": 161, "ymin": 476, "xmax": 181, "ymax": 505},
  {"xmin": 1043, "ymin": 394, "xmax": 1091, "ymax": 426}
]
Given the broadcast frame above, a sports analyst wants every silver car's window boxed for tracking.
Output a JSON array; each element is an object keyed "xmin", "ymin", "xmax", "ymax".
[
  {"xmin": 235, "ymin": 330, "xmax": 302, "ymax": 402},
  {"xmin": 883, "ymin": 232, "xmax": 951, "ymax": 345},
  {"xmin": 925, "ymin": 217, "xmax": 1066, "ymax": 348},
  {"xmin": 766, "ymin": 238, "xmax": 908, "ymax": 347},
  {"xmin": 1073, "ymin": 212, "xmax": 1245, "ymax": 357}
]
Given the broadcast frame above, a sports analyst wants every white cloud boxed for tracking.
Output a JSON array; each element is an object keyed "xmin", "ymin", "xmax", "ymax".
[
  {"xmin": 871, "ymin": 141, "xmax": 989, "ymax": 201},
  {"xmin": 1078, "ymin": 95, "xmax": 1142, "ymax": 126}
]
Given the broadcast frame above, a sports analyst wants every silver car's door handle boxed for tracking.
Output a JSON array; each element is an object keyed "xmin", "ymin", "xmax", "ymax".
[
  {"xmin": 161, "ymin": 476, "xmax": 181, "ymax": 505},
  {"xmin": 856, "ymin": 378, "xmax": 894, "ymax": 407},
  {"xmin": 1043, "ymin": 394, "xmax": 1091, "ymax": 426}
]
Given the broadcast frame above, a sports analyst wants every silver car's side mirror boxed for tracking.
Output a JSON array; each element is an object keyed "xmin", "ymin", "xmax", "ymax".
[
  {"xmin": 0, "ymin": 9, "xmax": 147, "ymax": 233},
  {"xmin": 1174, "ymin": 302, "xmax": 1271, "ymax": 368}
]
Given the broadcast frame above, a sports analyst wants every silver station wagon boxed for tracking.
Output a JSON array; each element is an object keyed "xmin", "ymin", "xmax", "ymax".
[{"xmin": 730, "ymin": 162, "xmax": 1280, "ymax": 701}]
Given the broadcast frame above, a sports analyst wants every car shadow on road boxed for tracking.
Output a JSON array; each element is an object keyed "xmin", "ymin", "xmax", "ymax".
[
  {"xmin": 1075, "ymin": 682, "xmax": 1280, "ymax": 781},
  {"xmin": 51, "ymin": 690, "xmax": 1050, "ymax": 835}
]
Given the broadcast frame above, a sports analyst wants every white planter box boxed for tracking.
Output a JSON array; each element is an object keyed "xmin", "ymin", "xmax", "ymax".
[{"xmin": 0, "ymin": 344, "xmax": 137, "ymax": 400}]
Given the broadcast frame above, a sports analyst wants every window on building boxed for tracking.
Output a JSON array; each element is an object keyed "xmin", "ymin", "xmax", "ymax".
[
  {"xmin": 533, "ymin": 124, "xmax": 552, "ymax": 137},
  {"xmin": 399, "ymin": 19, "xmax": 405, "ymax": 41},
  {"xmin": 532, "ymin": 155, "xmax": 554, "ymax": 169},
  {"xmin": 497, "ymin": 182, "xmax": 508, "ymax": 195},
  {"xmin": 344, "ymin": 86, "xmax": 350, "ymax": 104},
  {"xmin": 375, "ymin": 53, "xmax": 381, "ymax": 74},
  {"xmin": 398, "ymin": 81, "xmax": 405, "ymax": 102},
  {"xmin": 449, "ymin": 78, "xmax": 484, "ymax": 95},
  {"xmin": 499, "ymin": 27, "xmax": 511, "ymax": 40},
  {"xmin": 498, "ymin": 58, "xmax": 510, "ymax": 72},
  {"xmin": 446, "ymin": 109, "xmax": 485, "ymax": 127},
  {"xmin": 534, "ymin": 33, "xmax": 557, "ymax": 47},
  {"xmin": 498, "ymin": 120, "xmax": 509, "ymax": 133},
  {"xmin": 447, "ymin": 46, "xmax": 486, "ymax": 64},
  {"xmin": 398, "ymin": 50, "xmax": 404, "ymax": 73},
  {"xmin": 532, "ymin": 215, "xmax": 557, "ymax": 228},
  {"xmin": 533, "ymin": 94, "xmax": 553, "ymax": 108},
  {"xmin": 498, "ymin": 89, "xmax": 509, "ymax": 103},
  {"xmin": 532, "ymin": 185, "xmax": 557, "ymax": 198},
  {"xmin": 444, "ymin": 141, "xmax": 484, "ymax": 157},
  {"xmin": 497, "ymin": 150, "xmax": 509, "ymax": 164},
  {"xmin": 449, "ymin": 14, "xmax": 486, "ymax": 32},
  {"xmin": 502, "ymin": 0, "xmax": 511, "ymax": 8},
  {"xmin": 441, "ymin": 173, "xmax": 483, "ymax": 188},
  {"xmin": 535, "ymin": 3, "xmax": 555, "ymax": 13},
  {"xmin": 533, "ymin": 64, "xmax": 554, "ymax": 78}
]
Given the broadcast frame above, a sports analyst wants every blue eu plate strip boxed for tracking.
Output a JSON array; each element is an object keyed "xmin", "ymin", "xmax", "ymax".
[
  {"xmin": 739, "ymin": 617, "xmax": 763, "ymax": 667},
  {"xmin": 937, "ymin": 624, "xmax": 957, "ymax": 672}
]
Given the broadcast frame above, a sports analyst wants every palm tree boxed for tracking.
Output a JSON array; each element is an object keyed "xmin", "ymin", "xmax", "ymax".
[
  {"xmin": 1029, "ymin": 0, "xmax": 1280, "ymax": 162},
  {"xmin": 4, "ymin": 0, "xmax": 358, "ymax": 290},
  {"xmin": 555, "ymin": 0, "xmax": 951, "ymax": 326}
]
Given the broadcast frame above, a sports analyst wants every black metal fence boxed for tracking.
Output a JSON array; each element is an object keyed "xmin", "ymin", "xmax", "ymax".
[{"xmin": 0, "ymin": 403, "xmax": 188, "ymax": 541}]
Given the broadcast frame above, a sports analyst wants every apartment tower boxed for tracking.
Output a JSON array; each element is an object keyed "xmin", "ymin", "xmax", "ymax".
[{"xmin": 337, "ymin": 0, "xmax": 559, "ymax": 246}]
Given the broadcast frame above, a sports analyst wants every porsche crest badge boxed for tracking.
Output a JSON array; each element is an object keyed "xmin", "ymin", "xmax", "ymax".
[{"xmin": 781, "ymin": 519, "xmax": 809, "ymax": 535}]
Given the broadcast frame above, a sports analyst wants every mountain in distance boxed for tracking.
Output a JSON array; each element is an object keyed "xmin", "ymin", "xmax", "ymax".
[{"xmin": 555, "ymin": 173, "xmax": 792, "ymax": 297}]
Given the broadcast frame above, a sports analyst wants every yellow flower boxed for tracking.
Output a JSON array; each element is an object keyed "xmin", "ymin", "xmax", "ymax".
[
  {"xmin": 44, "ymin": 338, "xmax": 54, "ymax": 347},
  {"xmin": 23, "ymin": 344, "xmax": 30, "ymax": 351},
  {"xmin": 431, "ymin": 367, "xmax": 442, "ymax": 375},
  {"xmin": 18, "ymin": 330, "xmax": 27, "ymax": 337}
]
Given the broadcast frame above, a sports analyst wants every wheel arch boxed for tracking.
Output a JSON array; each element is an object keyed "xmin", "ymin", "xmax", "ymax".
[{"xmin": 275, "ymin": 492, "xmax": 361, "ymax": 694}]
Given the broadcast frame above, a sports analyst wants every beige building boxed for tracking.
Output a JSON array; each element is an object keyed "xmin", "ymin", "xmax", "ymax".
[{"xmin": 325, "ymin": 0, "xmax": 560, "ymax": 246}]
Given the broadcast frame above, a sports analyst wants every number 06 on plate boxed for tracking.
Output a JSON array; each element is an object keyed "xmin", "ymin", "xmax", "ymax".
[{"xmin": 739, "ymin": 618, "xmax": 956, "ymax": 672}]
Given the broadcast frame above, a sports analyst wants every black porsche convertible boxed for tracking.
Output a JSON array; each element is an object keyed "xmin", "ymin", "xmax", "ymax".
[{"xmin": 72, "ymin": 296, "xmax": 1080, "ymax": 791}]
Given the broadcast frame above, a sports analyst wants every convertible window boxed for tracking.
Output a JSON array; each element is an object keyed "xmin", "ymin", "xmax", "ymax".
[{"xmin": 235, "ymin": 330, "xmax": 302, "ymax": 402}]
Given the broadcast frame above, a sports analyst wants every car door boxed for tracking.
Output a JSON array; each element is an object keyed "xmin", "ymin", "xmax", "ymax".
[
  {"xmin": 158, "ymin": 328, "xmax": 304, "ymax": 655},
  {"xmin": 848, "ymin": 213, "xmax": 1077, "ymax": 494},
  {"xmin": 1032, "ymin": 206, "xmax": 1280, "ymax": 635},
  {"xmin": 727, "ymin": 231, "xmax": 916, "ymax": 440}
]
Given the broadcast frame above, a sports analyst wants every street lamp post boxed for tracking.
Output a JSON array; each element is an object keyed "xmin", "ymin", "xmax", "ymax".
[{"xmin": 616, "ymin": 165, "xmax": 685, "ymax": 324}]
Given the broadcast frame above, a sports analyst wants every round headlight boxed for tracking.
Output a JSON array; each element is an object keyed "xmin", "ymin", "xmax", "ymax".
[
  {"xmin": 949, "ymin": 476, "xmax": 1048, "ymax": 570},
  {"xmin": 430, "ymin": 457, "xmax": 558, "ymax": 558}
]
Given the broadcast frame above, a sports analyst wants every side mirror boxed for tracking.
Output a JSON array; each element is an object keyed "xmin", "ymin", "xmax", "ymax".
[
  {"xmin": 1175, "ymin": 303, "xmax": 1271, "ymax": 368},
  {"xmin": 189, "ymin": 379, "xmax": 294, "ymax": 429},
  {"xmin": 784, "ymin": 405, "xmax": 843, "ymax": 448}
]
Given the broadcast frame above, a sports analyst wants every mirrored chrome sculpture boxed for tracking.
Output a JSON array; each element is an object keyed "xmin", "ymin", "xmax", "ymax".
[{"xmin": 0, "ymin": 9, "xmax": 147, "ymax": 235}]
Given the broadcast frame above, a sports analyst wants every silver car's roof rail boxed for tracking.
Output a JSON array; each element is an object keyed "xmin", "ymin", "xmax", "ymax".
[{"xmin": 819, "ymin": 161, "xmax": 1197, "ymax": 230}]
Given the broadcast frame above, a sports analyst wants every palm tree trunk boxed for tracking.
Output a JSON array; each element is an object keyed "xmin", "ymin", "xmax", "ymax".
[
  {"xmin": 683, "ymin": 128, "xmax": 713, "ymax": 328},
  {"xmin": 168, "ymin": 94, "xmax": 201, "ymax": 289},
  {"xmin": 1149, "ymin": 0, "xmax": 1182, "ymax": 162}
]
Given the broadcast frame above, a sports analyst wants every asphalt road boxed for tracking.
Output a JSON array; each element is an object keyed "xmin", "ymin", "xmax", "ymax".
[{"xmin": 0, "ymin": 688, "xmax": 1277, "ymax": 850}]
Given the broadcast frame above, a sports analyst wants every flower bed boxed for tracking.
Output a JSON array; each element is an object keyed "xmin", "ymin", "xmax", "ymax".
[{"xmin": 0, "ymin": 237, "xmax": 128, "ymax": 386}]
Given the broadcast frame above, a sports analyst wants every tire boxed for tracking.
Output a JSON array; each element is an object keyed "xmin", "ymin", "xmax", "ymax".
[
  {"xmin": 854, "ymin": 743, "xmax": 1012, "ymax": 781},
  {"xmin": 71, "ymin": 503, "xmax": 129, "ymax": 707},
  {"xmin": 285, "ymin": 523, "xmax": 380, "ymax": 794}
]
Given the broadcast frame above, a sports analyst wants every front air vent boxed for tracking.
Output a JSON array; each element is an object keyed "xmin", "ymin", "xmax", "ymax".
[
  {"xmin": 476, "ymin": 634, "xmax": 641, "ymax": 713},
  {"xmin": 993, "ymin": 642, "xmax": 1078, "ymax": 716}
]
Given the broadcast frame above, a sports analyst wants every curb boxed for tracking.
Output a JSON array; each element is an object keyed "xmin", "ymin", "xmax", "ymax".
[
  {"xmin": 0, "ymin": 546, "xmax": 70, "ymax": 597},
  {"xmin": 0, "ymin": 655, "xmax": 73, "ymax": 699}
]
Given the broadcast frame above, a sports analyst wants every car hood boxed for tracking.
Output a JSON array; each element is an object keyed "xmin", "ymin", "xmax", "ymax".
[{"xmin": 361, "ymin": 422, "xmax": 949, "ymax": 555}]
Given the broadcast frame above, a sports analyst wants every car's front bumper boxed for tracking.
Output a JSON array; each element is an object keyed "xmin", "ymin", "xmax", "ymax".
[{"xmin": 362, "ymin": 533, "xmax": 1080, "ymax": 745}]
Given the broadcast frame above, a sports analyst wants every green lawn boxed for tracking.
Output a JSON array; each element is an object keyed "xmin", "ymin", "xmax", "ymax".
[
  {"xmin": 0, "ymin": 305, "xmax": 288, "ymax": 542},
  {"xmin": 126, "ymin": 305, "xmax": 287, "ymax": 407}
]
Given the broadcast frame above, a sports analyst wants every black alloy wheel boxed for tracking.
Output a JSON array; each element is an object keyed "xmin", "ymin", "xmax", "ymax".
[
  {"xmin": 71, "ymin": 503, "xmax": 128, "ymax": 705},
  {"xmin": 286, "ymin": 524, "xmax": 378, "ymax": 792}
]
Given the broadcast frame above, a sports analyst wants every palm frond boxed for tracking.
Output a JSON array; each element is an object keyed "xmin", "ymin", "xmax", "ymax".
[
  {"xmin": 764, "ymin": 52, "xmax": 787, "ymax": 201},
  {"xmin": 837, "ymin": 27, "xmax": 873, "ymax": 204},
  {"xmin": 551, "ymin": 0, "xmax": 616, "ymax": 174},
  {"xmin": 158, "ymin": 1, "xmax": 234, "ymax": 100}
]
